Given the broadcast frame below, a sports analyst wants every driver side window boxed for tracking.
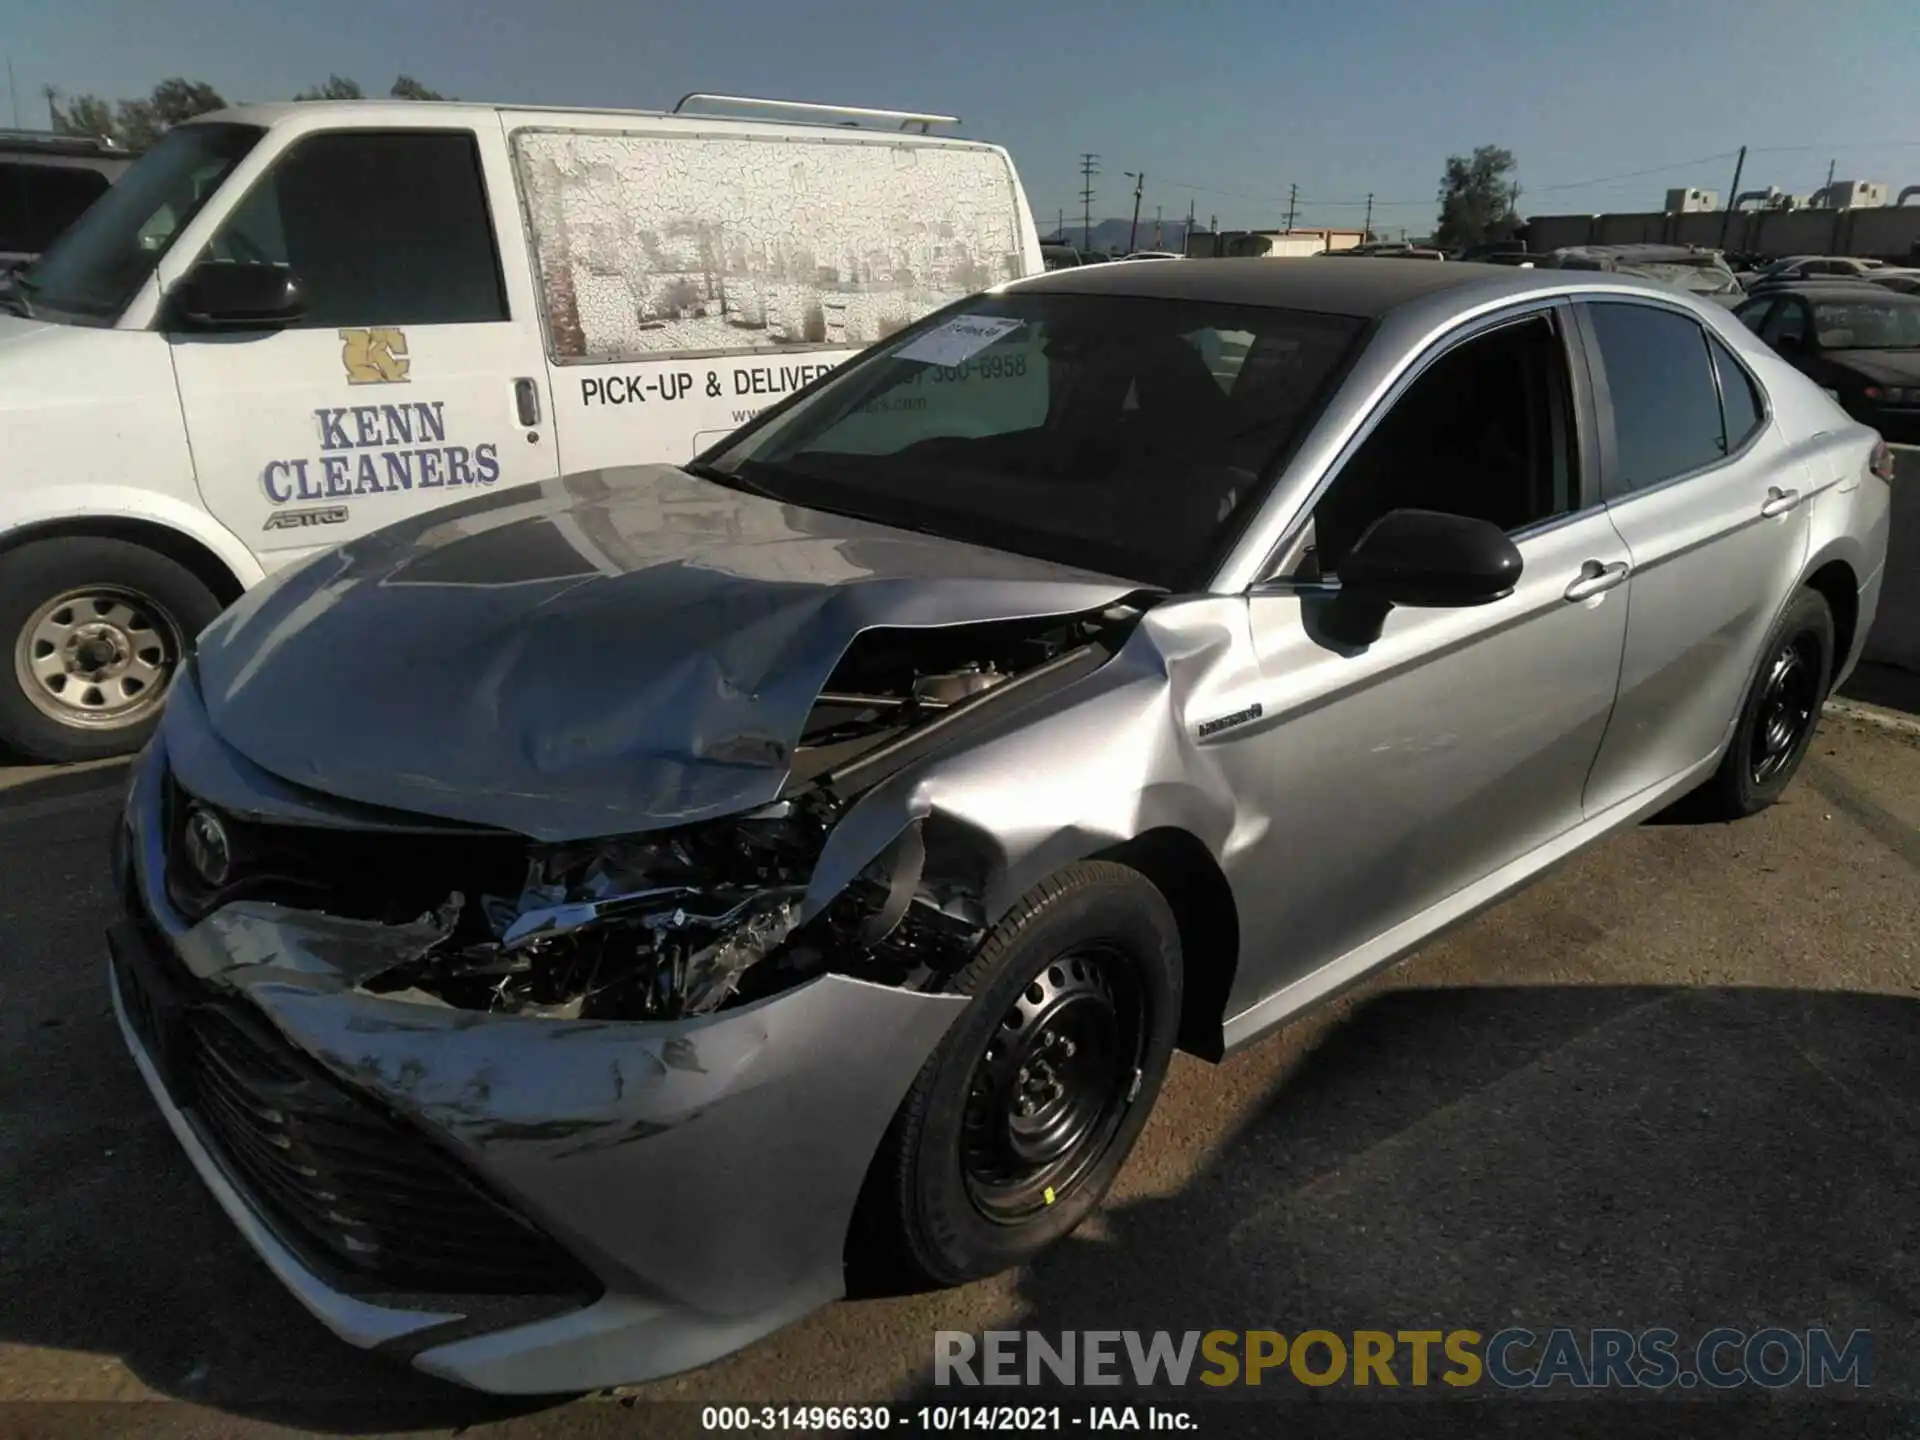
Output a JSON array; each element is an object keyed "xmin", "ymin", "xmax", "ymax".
[
  {"xmin": 1287, "ymin": 312, "xmax": 1577, "ymax": 580},
  {"xmin": 195, "ymin": 130, "xmax": 508, "ymax": 329}
]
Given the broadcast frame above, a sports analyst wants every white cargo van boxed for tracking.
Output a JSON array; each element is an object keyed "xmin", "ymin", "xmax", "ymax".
[{"xmin": 0, "ymin": 94, "xmax": 1041, "ymax": 761}]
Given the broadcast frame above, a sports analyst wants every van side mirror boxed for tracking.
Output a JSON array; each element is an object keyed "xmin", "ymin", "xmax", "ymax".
[
  {"xmin": 1338, "ymin": 508, "xmax": 1523, "ymax": 607},
  {"xmin": 171, "ymin": 261, "xmax": 306, "ymax": 329}
]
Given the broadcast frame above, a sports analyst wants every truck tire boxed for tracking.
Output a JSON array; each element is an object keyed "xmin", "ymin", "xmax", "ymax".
[{"xmin": 0, "ymin": 537, "xmax": 222, "ymax": 763}]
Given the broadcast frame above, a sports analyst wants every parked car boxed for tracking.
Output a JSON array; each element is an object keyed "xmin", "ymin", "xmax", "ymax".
[
  {"xmin": 0, "ymin": 128, "xmax": 133, "ymax": 273},
  {"xmin": 1041, "ymin": 242, "xmax": 1084, "ymax": 270},
  {"xmin": 1742, "ymin": 254, "xmax": 1885, "ymax": 287},
  {"xmin": 1734, "ymin": 282, "xmax": 1920, "ymax": 440},
  {"xmin": 1118, "ymin": 249, "xmax": 1183, "ymax": 261},
  {"xmin": 0, "ymin": 95, "xmax": 1042, "ymax": 763},
  {"xmin": 110, "ymin": 257, "xmax": 1890, "ymax": 1394},
  {"xmin": 1863, "ymin": 267, "xmax": 1920, "ymax": 296},
  {"xmin": 1539, "ymin": 244, "xmax": 1745, "ymax": 305}
]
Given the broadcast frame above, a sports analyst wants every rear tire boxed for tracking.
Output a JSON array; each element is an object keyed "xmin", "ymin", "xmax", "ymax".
[
  {"xmin": 0, "ymin": 537, "xmax": 221, "ymax": 763},
  {"xmin": 1695, "ymin": 587, "xmax": 1833, "ymax": 820},
  {"xmin": 856, "ymin": 861, "xmax": 1182, "ymax": 1289}
]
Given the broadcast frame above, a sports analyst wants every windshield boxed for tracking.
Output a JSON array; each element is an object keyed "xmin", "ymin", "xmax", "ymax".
[
  {"xmin": 16, "ymin": 122, "xmax": 261, "ymax": 324},
  {"xmin": 702, "ymin": 292, "xmax": 1367, "ymax": 588},
  {"xmin": 1812, "ymin": 297, "xmax": 1920, "ymax": 350}
]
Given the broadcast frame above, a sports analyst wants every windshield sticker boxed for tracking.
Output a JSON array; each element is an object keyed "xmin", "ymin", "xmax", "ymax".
[{"xmin": 894, "ymin": 315, "xmax": 1025, "ymax": 368}]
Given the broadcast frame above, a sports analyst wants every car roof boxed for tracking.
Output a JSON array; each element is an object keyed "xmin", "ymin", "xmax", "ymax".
[{"xmin": 1007, "ymin": 255, "xmax": 1644, "ymax": 319}]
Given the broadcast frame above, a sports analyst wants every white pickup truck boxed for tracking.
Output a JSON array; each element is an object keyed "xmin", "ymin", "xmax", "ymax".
[{"xmin": 0, "ymin": 94, "xmax": 1041, "ymax": 761}]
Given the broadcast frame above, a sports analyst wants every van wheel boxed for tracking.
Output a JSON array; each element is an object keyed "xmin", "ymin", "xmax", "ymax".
[
  {"xmin": 856, "ymin": 861, "xmax": 1182, "ymax": 1289},
  {"xmin": 0, "ymin": 538, "xmax": 221, "ymax": 763}
]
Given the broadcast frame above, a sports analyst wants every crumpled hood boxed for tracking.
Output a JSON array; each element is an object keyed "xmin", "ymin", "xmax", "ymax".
[{"xmin": 194, "ymin": 465, "xmax": 1140, "ymax": 840}]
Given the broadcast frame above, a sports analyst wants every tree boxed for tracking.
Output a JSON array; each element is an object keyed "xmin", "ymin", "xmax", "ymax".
[
  {"xmin": 1435, "ymin": 145, "xmax": 1522, "ymax": 250},
  {"xmin": 293, "ymin": 74, "xmax": 451, "ymax": 102},
  {"xmin": 389, "ymin": 74, "xmax": 449, "ymax": 100},
  {"xmin": 52, "ymin": 93, "xmax": 117, "ymax": 141},
  {"xmin": 294, "ymin": 74, "xmax": 365, "ymax": 101}
]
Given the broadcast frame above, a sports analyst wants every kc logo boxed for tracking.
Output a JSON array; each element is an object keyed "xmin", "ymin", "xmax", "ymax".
[{"xmin": 340, "ymin": 327, "xmax": 411, "ymax": 385}]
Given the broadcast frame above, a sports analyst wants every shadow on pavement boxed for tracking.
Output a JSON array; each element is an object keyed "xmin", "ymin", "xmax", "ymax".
[
  {"xmin": 1841, "ymin": 661, "xmax": 1920, "ymax": 717},
  {"xmin": 10, "ymin": 975, "xmax": 1920, "ymax": 1431},
  {"xmin": 884, "ymin": 983, "xmax": 1920, "ymax": 1433}
]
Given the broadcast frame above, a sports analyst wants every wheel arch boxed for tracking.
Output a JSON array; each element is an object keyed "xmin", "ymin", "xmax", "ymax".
[
  {"xmin": 1801, "ymin": 553, "xmax": 1860, "ymax": 676},
  {"xmin": 0, "ymin": 511, "xmax": 256, "ymax": 608},
  {"xmin": 912, "ymin": 810, "xmax": 1241, "ymax": 1064}
]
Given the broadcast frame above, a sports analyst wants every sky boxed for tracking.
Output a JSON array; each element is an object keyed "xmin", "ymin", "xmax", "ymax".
[{"xmin": 6, "ymin": 0, "xmax": 1918, "ymax": 238}]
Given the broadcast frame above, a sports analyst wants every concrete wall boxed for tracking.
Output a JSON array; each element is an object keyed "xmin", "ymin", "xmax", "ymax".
[{"xmin": 1862, "ymin": 449, "xmax": 1919, "ymax": 674}]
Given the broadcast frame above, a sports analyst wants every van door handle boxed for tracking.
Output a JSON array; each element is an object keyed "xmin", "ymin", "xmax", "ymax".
[
  {"xmin": 1760, "ymin": 486, "xmax": 1801, "ymax": 517},
  {"xmin": 1564, "ymin": 560, "xmax": 1629, "ymax": 602},
  {"xmin": 514, "ymin": 378, "xmax": 541, "ymax": 427}
]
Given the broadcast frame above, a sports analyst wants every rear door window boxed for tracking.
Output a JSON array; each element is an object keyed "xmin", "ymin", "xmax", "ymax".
[
  {"xmin": 1584, "ymin": 302, "xmax": 1726, "ymax": 494},
  {"xmin": 1708, "ymin": 336, "xmax": 1764, "ymax": 452}
]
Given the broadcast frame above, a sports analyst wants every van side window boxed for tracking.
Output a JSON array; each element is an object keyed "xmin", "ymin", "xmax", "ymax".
[
  {"xmin": 207, "ymin": 131, "xmax": 507, "ymax": 327},
  {"xmin": 1292, "ymin": 313, "xmax": 1576, "ymax": 578}
]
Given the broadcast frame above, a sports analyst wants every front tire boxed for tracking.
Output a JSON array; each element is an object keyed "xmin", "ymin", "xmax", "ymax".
[
  {"xmin": 0, "ymin": 537, "xmax": 221, "ymax": 763},
  {"xmin": 1696, "ymin": 587, "xmax": 1834, "ymax": 819},
  {"xmin": 859, "ymin": 861, "xmax": 1182, "ymax": 1289}
]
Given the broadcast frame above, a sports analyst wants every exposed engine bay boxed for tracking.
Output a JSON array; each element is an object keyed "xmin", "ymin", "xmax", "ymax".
[{"xmin": 355, "ymin": 601, "xmax": 1148, "ymax": 1021}]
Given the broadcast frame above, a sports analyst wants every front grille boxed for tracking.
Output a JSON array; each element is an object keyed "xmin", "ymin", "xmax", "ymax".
[
  {"xmin": 180, "ymin": 1004, "xmax": 600, "ymax": 1299},
  {"xmin": 162, "ymin": 775, "xmax": 527, "ymax": 924}
]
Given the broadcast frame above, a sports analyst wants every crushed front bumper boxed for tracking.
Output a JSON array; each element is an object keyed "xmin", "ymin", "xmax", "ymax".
[{"xmin": 109, "ymin": 738, "xmax": 966, "ymax": 1393}]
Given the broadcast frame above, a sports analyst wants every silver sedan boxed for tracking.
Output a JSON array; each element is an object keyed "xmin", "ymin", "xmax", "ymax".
[{"xmin": 108, "ymin": 258, "xmax": 1892, "ymax": 1392}]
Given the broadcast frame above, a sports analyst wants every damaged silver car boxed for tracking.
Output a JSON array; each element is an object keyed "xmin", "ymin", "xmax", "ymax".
[{"xmin": 109, "ymin": 258, "xmax": 1892, "ymax": 1393}]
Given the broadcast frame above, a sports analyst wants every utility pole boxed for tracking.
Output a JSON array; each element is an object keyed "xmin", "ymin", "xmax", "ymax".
[
  {"xmin": 5, "ymin": 58, "xmax": 17, "ymax": 128},
  {"xmin": 1717, "ymin": 145, "xmax": 1746, "ymax": 250},
  {"xmin": 42, "ymin": 84, "xmax": 59, "ymax": 129},
  {"xmin": 1153, "ymin": 204, "xmax": 1162, "ymax": 248},
  {"xmin": 1285, "ymin": 183, "xmax": 1298, "ymax": 232},
  {"xmin": 1364, "ymin": 192, "xmax": 1374, "ymax": 239},
  {"xmin": 1078, "ymin": 153, "xmax": 1100, "ymax": 252},
  {"xmin": 1823, "ymin": 157, "xmax": 1837, "ymax": 204},
  {"xmin": 1057, "ymin": 208, "xmax": 1066, "ymax": 243},
  {"xmin": 1125, "ymin": 170, "xmax": 1145, "ymax": 253}
]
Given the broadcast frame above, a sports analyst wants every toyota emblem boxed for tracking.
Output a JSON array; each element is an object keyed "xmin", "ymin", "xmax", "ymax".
[{"xmin": 182, "ymin": 806, "xmax": 233, "ymax": 888}]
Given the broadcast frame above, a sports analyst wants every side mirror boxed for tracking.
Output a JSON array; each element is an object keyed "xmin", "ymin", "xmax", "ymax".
[
  {"xmin": 170, "ymin": 261, "xmax": 306, "ymax": 329},
  {"xmin": 1338, "ymin": 508, "xmax": 1523, "ymax": 607}
]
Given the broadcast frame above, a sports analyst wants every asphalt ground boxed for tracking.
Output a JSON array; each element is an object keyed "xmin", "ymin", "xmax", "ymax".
[{"xmin": 1, "ymin": 711, "xmax": 1917, "ymax": 1437}]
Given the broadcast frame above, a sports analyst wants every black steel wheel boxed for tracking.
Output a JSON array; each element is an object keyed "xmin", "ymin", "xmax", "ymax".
[
  {"xmin": 1697, "ymin": 587, "xmax": 1834, "ymax": 819},
  {"xmin": 856, "ymin": 860, "xmax": 1182, "ymax": 1289},
  {"xmin": 958, "ymin": 943, "xmax": 1147, "ymax": 1224},
  {"xmin": 1747, "ymin": 631, "xmax": 1822, "ymax": 787}
]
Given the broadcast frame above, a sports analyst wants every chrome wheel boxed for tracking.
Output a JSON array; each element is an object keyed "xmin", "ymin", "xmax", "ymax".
[
  {"xmin": 1748, "ymin": 632, "xmax": 1821, "ymax": 786},
  {"xmin": 13, "ymin": 587, "xmax": 182, "ymax": 730},
  {"xmin": 959, "ymin": 946, "xmax": 1146, "ymax": 1225}
]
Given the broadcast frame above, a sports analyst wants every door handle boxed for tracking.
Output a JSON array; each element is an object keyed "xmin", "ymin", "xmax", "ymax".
[
  {"xmin": 1760, "ymin": 486, "xmax": 1801, "ymax": 518},
  {"xmin": 514, "ymin": 377, "xmax": 541, "ymax": 428},
  {"xmin": 1564, "ymin": 560, "xmax": 1629, "ymax": 602}
]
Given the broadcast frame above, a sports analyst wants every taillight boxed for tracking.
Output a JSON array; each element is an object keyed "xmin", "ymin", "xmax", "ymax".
[{"xmin": 1869, "ymin": 438, "xmax": 1897, "ymax": 483}]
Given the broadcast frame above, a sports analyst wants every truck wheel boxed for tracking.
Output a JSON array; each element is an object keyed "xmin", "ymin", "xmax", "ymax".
[
  {"xmin": 857, "ymin": 861, "xmax": 1182, "ymax": 1289},
  {"xmin": 0, "ymin": 537, "xmax": 221, "ymax": 763}
]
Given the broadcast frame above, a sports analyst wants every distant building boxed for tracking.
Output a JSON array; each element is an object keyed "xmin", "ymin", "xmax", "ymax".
[
  {"xmin": 1664, "ymin": 187, "xmax": 1719, "ymax": 212},
  {"xmin": 1814, "ymin": 179, "xmax": 1888, "ymax": 210}
]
